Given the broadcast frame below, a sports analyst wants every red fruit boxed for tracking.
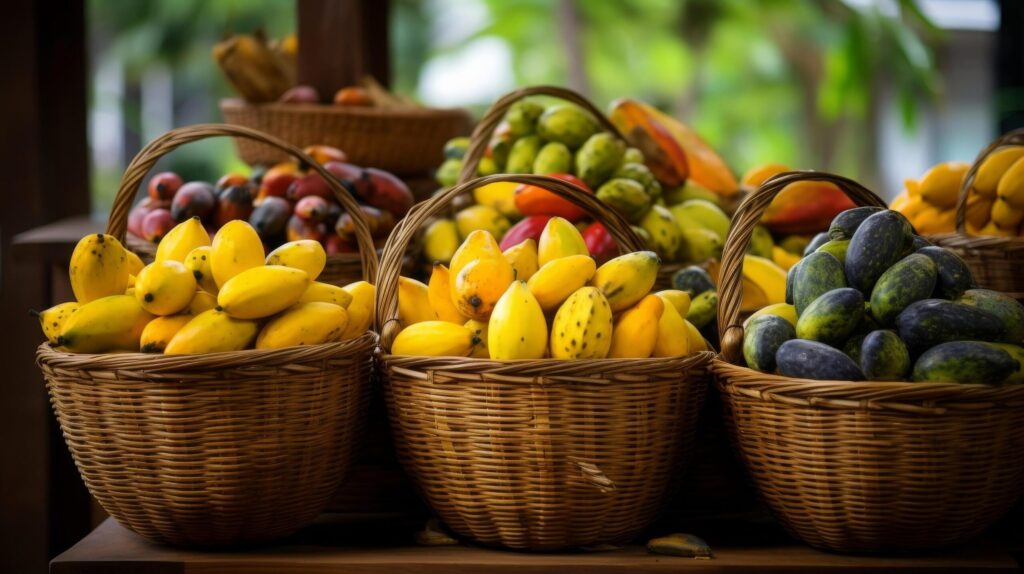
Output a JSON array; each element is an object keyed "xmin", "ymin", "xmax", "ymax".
[
  {"xmin": 323, "ymin": 161, "xmax": 370, "ymax": 196},
  {"xmin": 287, "ymin": 172, "xmax": 334, "ymax": 202},
  {"xmin": 257, "ymin": 162, "xmax": 301, "ymax": 201},
  {"xmin": 303, "ymin": 145, "xmax": 347, "ymax": 165},
  {"xmin": 279, "ymin": 85, "xmax": 320, "ymax": 104},
  {"xmin": 216, "ymin": 172, "xmax": 249, "ymax": 192},
  {"xmin": 582, "ymin": 222, "xmax": 619, "ymax": 265},
  {"xmin": 249, "ymin": 196, "xmax": 292, "ymax": 241},
  {"xmin": 295, "ymin": 195, "xmax": 330, "ymax": 222},
  {"xmin": 140, "ymin": 208, "xmax": 176, "ymax": 242},
  {"xmin": 127, "ymin": 197, "xmax": 168, "ymax": 237},
  {"xmin": 333, "ymin": 86, "xmax": 373, "ymax": 106},
  {"xmin": 335, "ymin": 205, "xmax": 395, "ymax": 242},
  {"xmin": 170, "ymin": 182, "xmax": 216, "ymax": 223},
  {"xmin": 214, "ymin": 185, "xmax": 255, "ymax": 228},
  {"xmin": 147, "ymin": 172, "xmax": 183, "ymax": 201},
  {"xmin": 499, "ymin": 215, "xmax": 553, "ymax": 251},
  {"xmin": 514, "ymin": 173, "xmax": 591, "ymax": 221},
  {"xmin": 286, "ymin": 214, "xmax": 327, "ymax": 242},
  {"xmin": 324, "ymin": 201, "xmax": 343, "ymax": 227},
  {"xmin": 363, "ymin": 168, "xmax": 414, "ymax": 217},
  {"xmin": 325, "ymin": 234, "xmax": 357, "ymax": 255}
]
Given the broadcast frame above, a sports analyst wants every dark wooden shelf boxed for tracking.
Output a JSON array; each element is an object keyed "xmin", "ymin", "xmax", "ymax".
[{"xmin": 51, "ymin": 515, "xmax": 1022, "ymax": 574}]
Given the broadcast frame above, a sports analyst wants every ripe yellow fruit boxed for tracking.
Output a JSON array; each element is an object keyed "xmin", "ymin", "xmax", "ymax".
[
  {"xmin": 537, "ymin": 216, "xmax": 588, "ymax": 266},
  {"xmin": 188, "ymin": 290, "xmax": 218, "ymax": 315},
  {"xmin": 978, "ymin": 221, "xmax": 1017, "ymax": 238},
  {"xmin": 550, "ymin": 286, "xmax": 613, "ymax": 359},
  {"xmin": 36, "ymin": 302, "xmax": 79, "ymax": 344},
  {"xmin": 69, "ymin": 233, "xmax": 131, "ymax": 303},
  {"xmin": 991, "ymin": 198, "xmax": 1024, "ymax": 228},
  {"xmin": 449, "ymin": 230, "xmax": 503, "ymax": 278},
  {"xmin": 155, "ymin": 217, "xmax": 211, "ymax": 263},
  {"xmin": 742, "ymin": 255, "xmax": 787, "ymax": 305},
  {"xmin": 126, "ymin": 250, "xmax": 145, "ymax": 276},
  {"xmin": 744, "ymin": 302, "xmax": 798, "ymax": 327},
  {"xmin": 889, "ymin": 190, "xmax": 911, "ymax": 212},
  {"xmin": 392, "ymin": 320, "xmax": 480, "ymax": 357},
  {"xmin": 134, "ymin": 260, "xmax": 197, "ymax": 316},
  {"xmin": 655, "ymin": 289, "xmax": 691, "ymax": 318},
  {"xmin": 255, "ymin": 302, "xmax": 349, "ymax": 349},
  {"xmin": 502, "ymin": 238, "xmax": 539, "ymax": 282},
  {"xmin": 423, "ymin": 218, "xmax": 460, "ymax": 263},
  {"xmin": 298, "ymin": 281, "xmax": 354, "ymax": 308},
  {"xmin": 184, "ymin": 246, "xmax": 218, "ymax": 294},
  {"xmin": 894, "ymin": 194, "xmax": 927, "ymax": 221},
  {"xmin": 464, "ymin": 319, "xmax": 490, "ymax": 358},
  {"xmin": 905, "ymin": 179, "xmax": 921, "ymax": 197},
  {"xmin": 639, "ymin": 205, "xmax": 683, "ymax": 260},
  {"xmin": 527, "ymin": 254, "xmax": 597, "ymax": 312},
  {"xmin": 976, "ymin": 146, "xmax": 1024, "ymax": 197},
  {"xmin": 473, "ymin": 181, "xmax": 520, "ymax": 218},
  {"xmin": 164, "ymin": 309, "xmax": 259, "ymax": 354},
  {"xmin": 683, "ymin": 319, "xmax": 708, "ymax": 352},
  {"xmin": 56, "ymin": 295, "xmax": 153, "ymax": 354},
  {"xmin": 608, "ymin": 294, "xmax": 663, "ymax": 358},
  {"xmin": 488, "ymin": 281, "xmax": 548, "ymax": 360},
  {"xmin": 771, "ymin": 245, "xmax": 801, "ymax": 271},
  {"xmin": 918, "ymin": 161, "xmax": 969, "ymax": 209},
  {"xmin": 339, "ymin": 281, "xmax": 375, "ymax": 340},
  {"xmin": 966, "ymin": 193, "xmax": 994, "ymax": 230},
  {"xmin": 139, "ymin": 314, "xmax": 193, "ymax": 353},
  {"xmin": 910, "ymin": 204, "xmax": 954, "ymax": 234},
  {"xmin": 210, "ymin": 220, "xmax": 265, "ymax": 288},
  {"xmin": 652, "ymin": 302, "xmax": 690, "ymax": 358},
  {"xmin": 398, "ymin": 276, "xmax": 436, "ymax": 326},
  {"xmin": 997, "ymin": 156, "xmax": 1024, "ymax": 208},
  {"xmin": 591, "ymin": 251, "xmax": 660, "ymax": 312},
  {"xmin": 452, "ymin": 256, "xmax": 515, "ymax": 321},
  {"xmin": 454, "ymin": 205, "xmax": 511, "ymax": 241},
  {"xmin": 217, "ymin": 266, "xmax": 310, "ymax": 319},
  {"xmin": 427, "ymin": 264, "xmax": 468, "ymax": 323},
  {"xmin": 266, "ymin": 240, "xmax": 327, "ymax": 281}
]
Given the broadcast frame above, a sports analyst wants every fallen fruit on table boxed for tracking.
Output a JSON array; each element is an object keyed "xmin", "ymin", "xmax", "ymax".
[{"xmin": 40, "ymin": 219, "xmax": 375, "ymax": 354}]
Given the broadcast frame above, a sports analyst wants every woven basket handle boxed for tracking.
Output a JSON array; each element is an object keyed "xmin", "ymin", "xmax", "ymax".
[
  {"xmin": 717, "ymin": 171, "xmax": 887, "ymax": 364},
  {"xmin": 955, "ymin": 128, "xmax": 1024, "ymax": 233},
  {"xmin": 457, "ymin": 86, "xmax": 625, "ymax": 186},
  {"xmin": 107, "ymin": 123, "xmax": 378, "ymax": 281},
  {"xmin": 376, "ymin": 174, "xmax": 645, "ymax": 351}
]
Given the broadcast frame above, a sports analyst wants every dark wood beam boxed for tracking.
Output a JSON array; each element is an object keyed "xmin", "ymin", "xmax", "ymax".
[{"xmin": 297, "ymin": 0, "xmax": 391, "ymax": 101}]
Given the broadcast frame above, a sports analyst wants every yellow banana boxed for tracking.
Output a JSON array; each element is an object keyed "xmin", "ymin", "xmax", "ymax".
[
  {"xmin": 526, "ymin": 254, "xmax": 596, "ymax": 312},
  {"xmin": 69, "ymin": 233, "xmax": 131, "ymax": 303},
  {"xmin": 35, "ymin": 302, "xmax": 79, "ymax": 344},
  {"xmin": 638, "ymin": 205, "xmax": 683, "ymax": 260},
  {"xmin": 652, "ymin": 301, "xmax": 690, "ymax": 358},
  {"xmin": 608, "ymin": 294, "xmax": 663, "ymax": 358},
  {"xmin": 488, "ymin": 281, "xmax": 548, "ymax": 359},
  {"xmin": 991, "ymin": 198, "xmax": 1024, "ymax": 228},
  {"xmin": 140, "ymin": 314, "xmax": 193, "ymax": 353},
  {"xmin": 452, "ymin": 256, "xmax": 515, "ymax": 320},
  {"xmin": 339, "ymin": 281, "xmax": 375, "ymax": 339},
  {"xmin": 454, "ymin": 205, "xmax": 511, "ymax": 240},
  {"xmin": 473, "ymin": 181, "xmax": 520, "ymax": 218},
  {"xmin": 997, "ymin": 156, "xmax": 1024, "ymax": 208},
  {"xmin": 57, "ymin": 294, "xmax": 153, "ymax": 353},
  {"xmin": 550, "ymin": 286, "xmax": 614, "ymax": 359},
  {"xmin": 392, "ymin": 320, "xmax": 480, "ymax": 357},
  {"xmin": 537, "ymin": 216, "xmax": 588, "ymax": 266},
  {"xmin": 217, "ymin": 265, "xmax": 309, "ymax": 319},
  {"xmin": 976, "ymin": 146, "xmax": 1024, "ymax": 197},
  {"xmin": 266, "ymin": 239, "xmax": 327, "ymax": 281},
  {"xmin": 184, "ymin": 246, "xmax": 219, "ymax": 294},
  {"xmin": 164, "ymin": 309, "xmax": 259, "ymax": 354},
  {"xmin": 126, "ymin": 250, "xmax": 145, "ymax": 276},
  {"xmin": 771, "ymin": 245, "xmax": 801, "ymax": 271},
  {"xmin": 655, "ymin": 289, "xmax": 691, "ymax": 318},
  {"xmin": 683, "ymin": 319, "xmax": 708, "ymax": 352},
  {"xmin": 591, "ymin": 251, "xmax": 660, "ymax": 312},
  {"xmin": 125, "ymin": 287, "xmax": 135, "ymax": 297},
  {"xmin": 744, "ymin": 302, "xmax": 797, "ymax": 328},
  {"xmin": 428, "ymin": 264, "xmax": 469, "ymax": 323},
  {"xmin": 298, "ymin": 281, "xmax": 354, "ymax": 308},
  {"xmin": 449, "ymin": 229, "xmax": 503, "ymax": 278},
  {"xmin": 503, "ymin": 238, "xmax": 539, "ymax": 282},
  {"xmin": 211, "ymin": 220, "xmax": 265, "ymax": 288},
  {"xmin": 423, "ymin": 218, "xmax": 460, "ymax": 263},
  {"xmin": 464, "ymin": 319, "xmax": 490, "ymax": 358},
  {"xmin": 398, "ymin": 276, "xmax": 436, "ymax": 326},
  {"xmin": 188, "ymin": 290, "xmax": 218, "ymax": 315},
  {"xmin": 742, "ymin": 255, "xmax": 787, "ymax": 305},
  {"xmin": 135, "ymin": 260, "xmax": 197, "ymax": 316},
  {"xmin": 918, "ymin": 161, "xmax": 968, "ymax": 209},
  {"xmin": 155, "ymin": 217, "xmax": 211, "ymax": 263},
  {"xmin": 256, "ymin": 302, "xmax": 349, "ymax": 349}
]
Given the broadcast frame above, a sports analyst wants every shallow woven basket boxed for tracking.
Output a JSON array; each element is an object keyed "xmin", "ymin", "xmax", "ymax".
[
  {"xmin": 36, "ymin": 124, "xmax": 381, "ymax": 547},
  {"xmin": 713, "ymin": 171, "xmax": 1024, "ymax": 553},
  {"xmin": 377, "ymin": 173, "xmax": 713, "ymax": 551},
  {"xmin": 220, "ymin": 98, "xmax": 472, "ymax": 175},
  {"xmin": 124, "ymin": 124, "xmax": 375, "ymax": 287},
  {"xmin": 931, "ymin": 129, "xmax": 1024, "ymax": 301}
]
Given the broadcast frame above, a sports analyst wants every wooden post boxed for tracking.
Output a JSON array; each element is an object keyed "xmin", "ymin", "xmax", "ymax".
[{"xmin": 297, "ymin": 0, "xmax": 391, "ymax": 102}]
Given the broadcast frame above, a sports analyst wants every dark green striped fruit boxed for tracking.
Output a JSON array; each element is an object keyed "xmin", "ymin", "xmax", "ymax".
[
  {"xmin": 743, "ymin": 315, "xmax": 796, "ymax": 373},
  {"xmin": 671, "ymin": 265, "xmax": 715, "ymax": 297},
  {"xmin": 956, "ymin": 289, "xmax": 1024, "ymax": 344},
  {"xmin": 845, "ymin": 210, "xmax": 914, "ymax": 295},
  {"xmin": 911, "ymin": 235, "xmax": 932, "ymax": 250},
  {"xmin": 829, "ymin": 206, "xmax": 884, "ymax": 240},
  {"xmin": 915, "ymin": 246, "xmax": 974, "ymax": 300},
  {"xmin": 816, "ymin": 239, "xmax": 850, "ymax": 265},
  {"xmin": 843, "ymin": 332, "xmax": 867, "ymax": 364},
  {"xmin": 911, "ymin": 341, "xmax": 1017, "ymax": 384},
  {"xmin": 983, "ymin": 343, "xmax": 1024, "ymax": 383},
  {"xmin": 686, "ymin": 290, "xmax": 718, "ymax": 329},
  {"xmin": 785, "ymin": 258, "xmax": 801, "ymax": 305},
  {"xmin": 860, "ymin": 330, "xmax": 911, "ymax": 381},
  {"xmin": 793, "ymin": 251, "xmax": 846, "ymax": 316},
  {"xmin": 869, "ymin": 253, "xmax": 937, "ymax": 326},
  {"xmin": 803, "ymin": 232, "xmax": 830, "ymax": 256},
  {"xmin": 796, "ymin": 287, "xmax": 864, "ymax": 346},
  {"xmin": 776, "ymin": 339, "xmax": 865, "ymax": 381},
  {"xmin": 896, "ymin": 299, "xmax": 1005, "ymax": 357}
]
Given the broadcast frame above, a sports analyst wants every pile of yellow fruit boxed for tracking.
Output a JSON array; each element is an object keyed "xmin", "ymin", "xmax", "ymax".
[
  {"xmin": 39, "ymin": 217, "xmax": 374, "ymax": 354},
  {"xmin": 392, "ymin": 217, "xmax": 707, "ymax": 359},
  {"xmin": 892, "ymin": 148, "xmax": 1024, "ymax": 236}
]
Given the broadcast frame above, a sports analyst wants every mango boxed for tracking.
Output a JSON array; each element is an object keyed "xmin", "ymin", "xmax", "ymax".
[
  {"xmin": 536, "ymin": 104, "xmax": 600, "ymax": 149},
  {"xmin": 596, "ymin": 178, "xmax": 651, "ymax": 223},
  {"xmin": 575, "ymin": 133, "xmax": 625, "ymax": 189}
]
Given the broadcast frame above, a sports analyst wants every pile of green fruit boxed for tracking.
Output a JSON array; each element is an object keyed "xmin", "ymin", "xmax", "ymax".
[{"xmin": 743, "ymin": 206, "xmax": 1024, "ymax": 384}]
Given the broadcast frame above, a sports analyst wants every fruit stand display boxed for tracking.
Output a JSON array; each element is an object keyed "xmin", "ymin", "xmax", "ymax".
[
  {"xmin": 34, "ymin": 125, "xmax": 379, "ymax": 547},
  {"xmin": 713, "ymin": 171, "xmax": 1024, "ymax": 552}
]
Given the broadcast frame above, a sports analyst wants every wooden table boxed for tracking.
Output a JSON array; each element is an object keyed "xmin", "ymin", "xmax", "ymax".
[{"xmin": 51, "ymin": 514, "xmax": 1022, "ymax": 573}]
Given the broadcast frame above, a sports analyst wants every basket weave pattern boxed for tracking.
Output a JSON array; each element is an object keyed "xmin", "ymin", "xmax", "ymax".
[
  {"xmin": 713, "ymin": 171, "xmax": 1024, "ymax": 552},
  {"xmin": 376, "ymin": 173, "xmax": 713, "ymax": 550}
]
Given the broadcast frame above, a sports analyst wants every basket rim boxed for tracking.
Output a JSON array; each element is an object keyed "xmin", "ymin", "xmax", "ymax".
[
  {"xmin": 37, "ymin": 331, "xmax": 377, "ymax": 373},
  {"xmin": 928, "ymin": 230, "xmax": 1024, "ymax": 251},
  {"xmin": 220, "ymin": 97, "xmax": 472, "ymax": 119}
]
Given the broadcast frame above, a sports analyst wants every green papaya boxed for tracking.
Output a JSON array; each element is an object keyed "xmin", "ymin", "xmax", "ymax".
[
  {"xmin": 576, "ymin": 133, "xmax": 625, "ymax": 189},
  {"xmin": 435, "ymin": 158, "xmax": 462, "ymax": 187},
  {"xmin": 639, "ymin": 205, "xmax": 683, "ymax": 260},
  {"xmin": 489, "ymin": 135, "xmax": 512, "ymax": 169},
  {"xmin": 506, "ymin": 135, "xmax": 542, "ymax": 174},
  {"xmin": 686, "ymin": 290, "xmax": 718, "ymax": 329},
  {"xmin": 532, "ymin": 142, "xmax": 572, "ymax": 175},
  {"xmin": 983, "ymin": 343, "xmax": 1024, "ymax": 383},
  {"xmin": 956, "ymin": 289, "xmax": 1024, "ymax": 344},
  {"xmin": 896, "ymin": 299, "xmax": 1005, "ymax": 357},
  {"xmin": 622, "ymin": 147, "xmax": 644, "ymax": 164},
  {"xmin": 536, "ymin": 104, "xmax": 600, "ymax": 149},
  {"xmin": 680, "ymin": 226, "xmax": 723, "ymax": 263},
  {"xmin": 869, "ymin": 253, "xmax": 938, "ymax": 326},
  {"xmin": 748, "ymin": 225, "xmax": 774, "ymax": 259},
  {"xmin": 792, "ymin": 251, "xmax": 846, "ymax": 316},
  {"xmin": 775, "ymin": 339, "xmax": 865, "ymax": 381},
  {"xmin": 615, "ymin": 162, "xmax": 661, "ymax": 200},
  {"xmin": 743, "ymin": 315, "xmax": 795, "ymax": 373},
  {"xmin": 443, "ymin": 137, "xmax": 470, "ymax": 160},
  {"xmin": 477, "ymin": 156, "xmax": 499, "ymax": 176},
  {"xmin": 911, "ymin": 341, "xmax": 1017, "ymax": 384},
  {"xmin": 803, "ymin": 232, "xmax": 830, "ymax": 256},
  {"xmin": 845, "ymin": 210, "xmax": 914, "ymax": 294},
  {"xmin": 828, "ymin": 206, "xmax": 884, "ymax": 241},
  {"xmin": 860, "ymin": 329, "xmax": 911, "ymax": 381},
  {"xmin": 596, "ymin": 178, "xmax": 651, "ymax": 222},
  {"xmin": 915, "ymin": 246, "xmax": 975, "ymax": 300},
  {"xmin": 672, "ymin": 266, "xmax": 715, "ymax": 297},
  {"xmin": 796, "ymin": 287, "xmax": 864, "ymax": 346},
  {"xmin": 505, "ymin": 100, "xmax": 545, "ymax": 137}
]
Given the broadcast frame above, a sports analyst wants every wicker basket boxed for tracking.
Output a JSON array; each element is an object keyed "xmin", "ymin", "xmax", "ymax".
[
  {"xmin": 713, "ymin": 171, "xmax": 1024, "ymax": 553},
  {"xmin": 377, "ymin": 173, "xmax": 713, "ymax": 551},
  {"xmin": 36, "ymin": 124, "xmax": 381, "ymax": 547},
  {"xmin": 220, "ymin": 98, "xmax": 472, "ymax": 176},
  {"xmin": 931, "ymin": 129, "xmax": 1024, "ymax": 301}
]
